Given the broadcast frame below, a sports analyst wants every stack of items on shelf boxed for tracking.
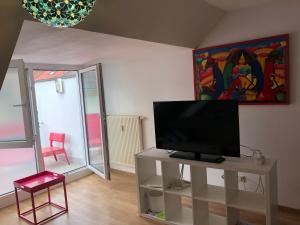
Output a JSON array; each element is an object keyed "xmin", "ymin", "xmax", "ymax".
[{"xmin": 147, "ymin": 190, "xmax": 165, "ymax": 220}]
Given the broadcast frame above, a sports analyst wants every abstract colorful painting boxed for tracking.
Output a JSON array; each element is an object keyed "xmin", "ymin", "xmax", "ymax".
[{"xmin": 193, "ymin": 34, "xmax": 289, "ymax": 104}]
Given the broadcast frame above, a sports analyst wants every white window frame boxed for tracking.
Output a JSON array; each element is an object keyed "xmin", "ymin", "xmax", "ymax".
[
  {"xmin": 27, "ymin": 63, "xmax": 111, "ymax": 179},
  {"xmin": 0, "ymin": 59, "xmax": 34, "ymax": 149}
]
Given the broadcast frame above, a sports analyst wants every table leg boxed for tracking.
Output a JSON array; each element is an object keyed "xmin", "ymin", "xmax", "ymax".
[
  {"xmin": 15, "ymin": 188, "xmax": 20, "ymax": 216},
  {"xmin": 31, "ymin": 192, "xmax": 37, "ymax": 225},
  {"xmin": 63, "ymin": 180, "xmax": 68, "ymax": 212},
  {"xmin": 48, "ymin": 187, "xmax": 51, "ymax": 204}
]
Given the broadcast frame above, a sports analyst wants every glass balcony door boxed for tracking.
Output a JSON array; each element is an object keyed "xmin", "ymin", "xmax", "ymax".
[
  {"xmin": 79, "ymin": 65, "xmax": 110, "ymax": 180},
  {"xmin": 28, "ymin": 64, "xmax": 110, "ymax": 180}
]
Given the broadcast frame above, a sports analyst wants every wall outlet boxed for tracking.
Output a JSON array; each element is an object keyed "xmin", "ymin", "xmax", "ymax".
[
  {"xmin": 221, "ymin": 174, "xmax": 246, "ymax": 183},
  {"xmin": 239, "ymin": 176, "xmax": 246, "ymax": 183}
]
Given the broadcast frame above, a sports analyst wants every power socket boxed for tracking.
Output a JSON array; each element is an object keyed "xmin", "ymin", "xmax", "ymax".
[
  {"xmin": 239, "ymin": 176, "xmax": 246, "ymax": 183},
  {"xmin": 221, "ymin": 175, "xmax": 246, "ymax": 183}
]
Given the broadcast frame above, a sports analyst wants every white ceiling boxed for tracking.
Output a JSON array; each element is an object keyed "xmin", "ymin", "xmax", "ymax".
[
  {"xmin": 204, "ymin": 0, "xmax": 274, "ymax": 11},
  {"xmin": 12, "ymin": 21, "xmax": 191, "ymax": 65}
]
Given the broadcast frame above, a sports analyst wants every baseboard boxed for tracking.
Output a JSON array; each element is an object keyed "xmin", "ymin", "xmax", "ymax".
[
  {"xmin": 65, "ymin": 167, "xmax": 93, "ymax": 183},
  {"xmin": 110, "ymin": 162, "xmax": 135, "ymax": 174},
  {"xmin": 278, "ymin": 205, "xmax": 300, "ymax": 214}
]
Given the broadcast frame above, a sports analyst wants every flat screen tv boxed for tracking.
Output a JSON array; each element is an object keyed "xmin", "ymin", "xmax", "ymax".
[{"xmin": 153, "ymin": 100, "xmax": 240, "ymax": 163}]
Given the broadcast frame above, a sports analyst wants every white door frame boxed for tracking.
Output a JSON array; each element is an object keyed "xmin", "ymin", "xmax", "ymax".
[
  {"xmin": 26, "ymin": 63, "xmax": 84, "ymax": 173},
  {"xmin": 26, "ymin": 63, "xmax": 110, "ymax": 180}
]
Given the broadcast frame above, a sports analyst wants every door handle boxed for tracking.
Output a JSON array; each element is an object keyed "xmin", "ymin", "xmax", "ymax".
[{"xmin": 13, "ymin": 104, "xmax": 26, "ymax": 107}]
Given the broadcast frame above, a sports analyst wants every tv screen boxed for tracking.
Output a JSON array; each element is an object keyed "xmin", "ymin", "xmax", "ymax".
[{"xmin": 153, "ymin": 100, "xmax": 240, "ymax": 157}]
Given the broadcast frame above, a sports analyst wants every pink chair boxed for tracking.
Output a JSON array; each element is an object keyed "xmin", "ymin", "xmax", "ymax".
[{"xmin": 42, "ymin": 133, "xmax": 70, "ymax": 165}]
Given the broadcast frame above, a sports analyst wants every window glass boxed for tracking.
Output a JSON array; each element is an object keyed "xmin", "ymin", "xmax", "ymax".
[{"xmin": 0, "ymin": 68, "xmax": 26, "ymax": 142}]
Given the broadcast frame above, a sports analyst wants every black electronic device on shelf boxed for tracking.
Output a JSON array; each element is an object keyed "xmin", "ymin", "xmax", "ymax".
[{"xmin": 153, "ymin": 100, "xmax": 240, "ymax": 163}]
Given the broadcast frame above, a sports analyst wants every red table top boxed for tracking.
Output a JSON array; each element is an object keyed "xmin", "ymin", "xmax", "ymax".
[{"xmin": 14, "ymin": 171, "xmax": 65, "ymax": 193}]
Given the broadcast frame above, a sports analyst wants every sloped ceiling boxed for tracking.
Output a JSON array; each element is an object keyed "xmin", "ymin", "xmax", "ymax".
[
  {"xmin": 13, "ymin": 21, "xmax": 191, "ymax": 65},
  {"xmin": 24, "ymin": 0, "xmax": 225, "ymax": 48},
  {"xmin": 204, "ymin": 0, "xmax": 274, "ymax": 11},
  {"xmin": 1, "ymin": 0, "xmax": 225, "ymax": 89},
  {"xmin": 0, "ymin": 0, "xmax": 280, "ymax": 88},
  {"xmin": 0, "ymin": 1, "xmax": 25, "ymax": 90}
]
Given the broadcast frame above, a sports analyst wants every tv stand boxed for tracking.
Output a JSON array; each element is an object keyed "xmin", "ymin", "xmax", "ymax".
[
  {"xmin": 169, "ymin": 151, "xmax": 225, "ymax": 163},
  {"xmin": 135, "ymin": 148, "xmax": 278, "ymax": 225}
]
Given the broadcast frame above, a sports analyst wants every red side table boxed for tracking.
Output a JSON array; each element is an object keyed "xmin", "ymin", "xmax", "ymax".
[{"xmin": 14, "ymin": 171, "xmax": 68, "ymax": 225}]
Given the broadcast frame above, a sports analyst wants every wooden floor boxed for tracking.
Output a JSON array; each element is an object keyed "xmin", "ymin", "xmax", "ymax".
[{"xmin": 0, "ymin": 171, "xmax": 299, "ymax": 225}]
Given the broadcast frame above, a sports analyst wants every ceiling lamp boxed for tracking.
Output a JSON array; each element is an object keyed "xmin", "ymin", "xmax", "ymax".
[{"xmin": 20, "ymin": 0, "xmax": 97, "ymax": 28}]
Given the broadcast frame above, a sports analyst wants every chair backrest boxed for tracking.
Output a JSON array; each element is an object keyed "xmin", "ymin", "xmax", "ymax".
[
  {"xmin": 49, "ymin": 132, "xmax": 65, "ymax": 148},
  {"xmin": 86, "ymin": 114, "xmax": 102, "ymax": 147}
]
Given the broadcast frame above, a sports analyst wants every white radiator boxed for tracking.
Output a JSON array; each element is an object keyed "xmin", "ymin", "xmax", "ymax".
[{"xmin": 107, "ymin": 115, "xmax": 143, "ymax": 172}]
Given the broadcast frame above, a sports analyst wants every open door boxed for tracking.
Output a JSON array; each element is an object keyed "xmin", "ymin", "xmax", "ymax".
[{"xmin": 79, "ymin": 64, "xmax": 110, "ymax": 180}]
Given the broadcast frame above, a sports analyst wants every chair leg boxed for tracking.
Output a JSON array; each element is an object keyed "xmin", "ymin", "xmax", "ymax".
[
  {"xmin": 42, "ymin": 155, "xmax": 46, "ymax": 167},
  {"xmin": 64, "ymin": 151, "xmax": 70, "ymax": 165}
]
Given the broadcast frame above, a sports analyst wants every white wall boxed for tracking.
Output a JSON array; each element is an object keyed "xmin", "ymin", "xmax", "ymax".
[
  {"xmin": 198, "ymin": 0, "xmax": 300, "ymax": 209},
  {"xmin": 102, "ymin": 0, "xmax": 300, "ymax": 209},
  {"xmin": 35, "ymin": 76, "xmax": 86, "ymax": 160},
  {"xmin": 102, "ymin": 50, "xmax": 194, "ymax": 149}
]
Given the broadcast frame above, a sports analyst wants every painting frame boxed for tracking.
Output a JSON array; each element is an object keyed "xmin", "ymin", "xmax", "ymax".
[{"xmin": 193, "ymin": 34, "xmax": 290, "ymax": 104}]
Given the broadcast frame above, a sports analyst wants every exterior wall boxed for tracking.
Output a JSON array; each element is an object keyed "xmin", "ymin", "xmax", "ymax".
[{"xmin": 35, "ymin": 76, "xmax": 86, "ymax": 160}]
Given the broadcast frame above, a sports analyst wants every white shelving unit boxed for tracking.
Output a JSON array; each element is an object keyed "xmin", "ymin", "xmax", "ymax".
[{"xmin": 135, "ymin": 148, "xmax": 278, "ymax": 225}]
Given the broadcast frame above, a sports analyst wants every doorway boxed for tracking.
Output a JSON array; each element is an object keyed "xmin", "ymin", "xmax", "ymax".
[
  {"xmin": 29, "ymin": 64, "xmax": 110, "ymax": 179},
  {"xmin": 33, "ymin": 70, "xmax": 87, "ymax": 174}
]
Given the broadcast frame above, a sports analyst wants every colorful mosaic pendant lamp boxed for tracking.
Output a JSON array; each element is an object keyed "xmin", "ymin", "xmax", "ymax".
[{"xmin": 20, "ymin": 0, "xmax": 97, "ymax": 28}]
